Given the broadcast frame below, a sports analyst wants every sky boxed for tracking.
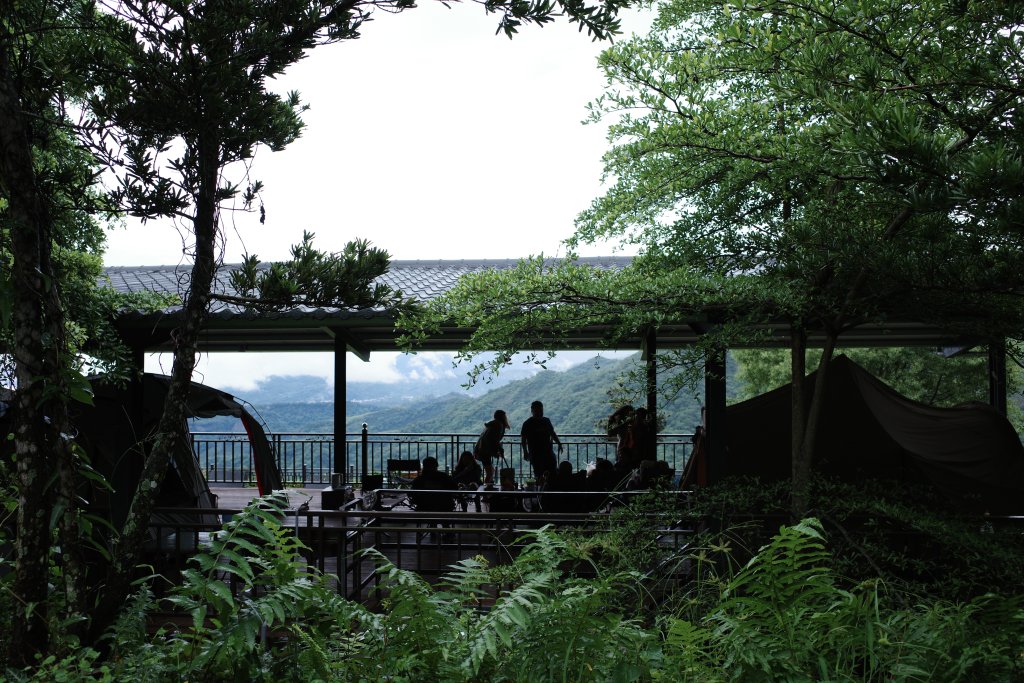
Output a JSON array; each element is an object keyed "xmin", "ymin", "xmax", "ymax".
[{"xmin": 101, "ymin": 3, "xmax": 655, "ymax": 392}]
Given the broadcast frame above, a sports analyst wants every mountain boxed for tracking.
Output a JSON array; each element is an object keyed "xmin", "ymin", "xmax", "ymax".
[
  {"xmin": 194, "ymin": 353, "xmax": 741, "ymax": 436},
  {"xmin": 217, "ymin": 352, "xmax": 546, "ymax": 408}
]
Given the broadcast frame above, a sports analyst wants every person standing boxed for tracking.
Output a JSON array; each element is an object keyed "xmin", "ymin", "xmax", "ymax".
[
  {"xmin": 474, "ymin": 409, "xmax": 509, "ymax": 484},
  {"xmin": 607, "ymin": 405, "xmax": 636, "ymax": 469},
  {"xmin": 520, "ymin": 400, "xmax": 562, "ymax": 483},
  {"xmin": 631, "ymin": 407, "xmax": 657, "ymax": 465}
]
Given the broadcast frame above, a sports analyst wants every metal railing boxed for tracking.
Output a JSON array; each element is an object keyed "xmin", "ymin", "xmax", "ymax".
[
  {"xmin": 142, "ymin": 493, "xmax": 696, "ymax": 603},
  {"xmin": 191, "ymin": 426, "xmax": 695, "ymax": 487},
  {"xmin": 142, "ymin": 502, "xmax": 1024, "ymax": 608}
]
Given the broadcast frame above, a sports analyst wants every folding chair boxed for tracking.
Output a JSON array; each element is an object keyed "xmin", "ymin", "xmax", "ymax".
[{"xmin": 386, "ymin": 458, "xmax": 421, "ymax": 488}]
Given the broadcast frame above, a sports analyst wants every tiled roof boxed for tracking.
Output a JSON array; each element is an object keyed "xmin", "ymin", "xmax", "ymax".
[
  {"xmin": 101, "ymin": 256, "xmax": 963, "ymax": 356},
  {"xmin": 101, "ymin": 257, "xmax": 634, "ymax": 316}
]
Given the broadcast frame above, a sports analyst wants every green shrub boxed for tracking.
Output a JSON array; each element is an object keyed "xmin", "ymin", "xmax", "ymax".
[
  {"xmin": 684, "ymin": 475, "xmax": 1024, "ymax": 600},
  {"xmin": 5, "ymin": 489, "xmax": 1021, "ymax": 682},
  {"xmin": 661, "ymin": 518, "xmax": 1024, "ymax": 682}
]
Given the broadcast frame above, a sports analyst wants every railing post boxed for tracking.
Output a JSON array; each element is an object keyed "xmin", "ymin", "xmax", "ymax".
[
  {"xmin": 361, "ymin": 423, "xmax": 369, "ymax": 483},
  {"xmin": 274, "ymin": 433, "xmax": 282, "ymax": 474}
]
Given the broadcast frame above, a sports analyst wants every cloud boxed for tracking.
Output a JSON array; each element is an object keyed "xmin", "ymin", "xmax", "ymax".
[
  {"xmin": 145, "ymin": 350, "xmax": 410, "ymax": 392},
  {"xmin": 144, "ymin": 349, "xmax": 637, "ymax": 395}
]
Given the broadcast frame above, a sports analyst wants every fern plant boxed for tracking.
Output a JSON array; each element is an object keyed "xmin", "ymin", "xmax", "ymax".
[
  {"xmin": 8, "ymin": 499, "xmax": 1020, "ymax": 682},
  {"xmin": 159, "ymin": 491, "xmax": 362, "ymax": 680}
]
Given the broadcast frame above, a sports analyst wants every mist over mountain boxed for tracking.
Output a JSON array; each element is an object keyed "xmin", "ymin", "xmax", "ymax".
[
  {"xmin": 195, "ymin": 353, "xmax": 734, "ymax": 436},
  {"xmin": 215, "ymin": 352, "xmax": 548, "ymax": 407}
]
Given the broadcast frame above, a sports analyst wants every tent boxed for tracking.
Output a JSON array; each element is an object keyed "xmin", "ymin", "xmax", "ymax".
[
  {"xmin": 72, "ymin": 373, "xmax": 282, "ymax": 529},
  {"xmin": 686, "ymin": 355, "xmax": 1024, "ymax": 513}
]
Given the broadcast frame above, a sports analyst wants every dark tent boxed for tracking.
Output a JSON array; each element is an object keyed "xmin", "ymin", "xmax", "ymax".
[
  {"xmin": 72, "ymin": 374, "xmax": 282, "ymax": 529},
  {"xmin": 687, "ymin": 355, "xmax": 1024, "ymax": 513}
]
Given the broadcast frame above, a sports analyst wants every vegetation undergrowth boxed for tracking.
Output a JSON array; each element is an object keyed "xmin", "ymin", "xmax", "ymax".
[
  {"xmin": 3, "ymin": 487, "xmax": 1022, "ymax": 682},
  {"xmin": 686, "ymin": 475, "xmax": 1024, "ymax": 601}
]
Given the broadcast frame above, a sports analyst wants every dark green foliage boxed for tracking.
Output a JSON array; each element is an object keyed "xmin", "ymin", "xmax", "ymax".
[
  {"xmin": 112, "ymin": 491, "xmax": 368, "ymax": 681},
  {"xmin": 5, "ymin": 491, "xmax": 1022, "ymax": 681},
  {"xmin": 227, "ymin": 232, "xmax": 417, "ymax": 315},
  {"xmin": 663, "ymin": 518, "xmax": 1024, "ymax": 682},
  {"xmin": 685, "ymin": 476, "xmax": 1024, "ymax": 603}
]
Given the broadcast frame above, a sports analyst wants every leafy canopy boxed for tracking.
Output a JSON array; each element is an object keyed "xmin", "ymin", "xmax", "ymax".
[{"xmin": 405, "ymin": 0, "xmax": 1024, "ymax": 397}]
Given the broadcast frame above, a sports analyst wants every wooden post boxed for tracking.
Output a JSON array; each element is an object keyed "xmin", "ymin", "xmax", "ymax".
[
  {"xmin": 333, "ymin": 336, "xmax": 347, "ymax": 482},
  {"xmin": 361, "ymin": 423, "xmax": 369, "ymax": 485}
]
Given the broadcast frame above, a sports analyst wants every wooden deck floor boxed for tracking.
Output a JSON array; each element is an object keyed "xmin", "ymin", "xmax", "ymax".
[
  {"xmin": 202, "ymin": 485, "xmax": 544, "ymax": 604},
  {"xmin": 211, "ymin": 484, "xmax": 334, "ymax": 510}
]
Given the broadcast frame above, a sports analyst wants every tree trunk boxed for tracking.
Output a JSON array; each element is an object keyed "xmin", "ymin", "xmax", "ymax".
[
  {"xmin": 791, "ymin": 329, "xmax": 838, "ymax": 519},
  {"xmin": 789, "ymin": 327, "xmax": 807, "ymax": 520},
  {"xmin": 96, "ymin": 130, "xmax": 221, "ymax": 636},
  {"xmin": 0, "ymin": 38, "xmax": 59, "ymax": 662}
]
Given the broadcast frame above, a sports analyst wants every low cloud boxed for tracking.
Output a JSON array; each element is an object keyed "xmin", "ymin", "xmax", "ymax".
[{"xmin": 144, "ymin": 349, "xmax": 634, "ymax": 395}]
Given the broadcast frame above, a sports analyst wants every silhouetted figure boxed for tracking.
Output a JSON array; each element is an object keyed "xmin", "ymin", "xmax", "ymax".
[
  {"xmin": 584, "ymin": 458, "xmax": 618, "ymax": 512},
  {"xmin": 588, "ymin": 457, "xmax": 618, "ymax": 491},
  {"xmin": 452, "ymin": 450, "xmax": 483, "ymax": 488},
  {"xmin": 632, "ymin": 407, "xmax": 657, "ymax": 465},
  {"xmin": 409, "ymin": 456, "xmax": 456, "ymax": 512},
  {"xmin": 521, "ymin": 400, "xmax": 562, "ymax": 483},
  {"xmin": 488, "ymin": 467, "xmax": 523, "ymax": 513},
  {"xmin": 475, "ymin": 409, "xmax": 509, "ymax": 484},
  {"xmin": 628, "ymin": 459, "xmax": 674, "ymax": 490},
  {"xmin": 541, "ymin": 460, "xmax": 579, "ymax": 513},
  {"xmin": 607, "ymin": 405, "xmax": 637, "ymax": 470}
]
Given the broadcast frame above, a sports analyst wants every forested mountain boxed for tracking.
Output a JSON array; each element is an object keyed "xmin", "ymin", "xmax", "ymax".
[{"xmin": 193, "ymin": 354, "xmax": 739, "ymax": 436}]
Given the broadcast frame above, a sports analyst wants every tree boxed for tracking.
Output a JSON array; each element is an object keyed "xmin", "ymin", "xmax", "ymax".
[
  {"xmin": 583, "ymin": 0, "xmax": 1024, "ymax": 515},
  {"xmin": 75, "ymin": 0, "xmax": 631, "ymax": 643},
  {"xmin": 404, "ymin": 0, "xmax": 1024, "ymax": 516},
  {"xmin": 1, "ymin": 0, "xmax": 628, "ymax": 660},
  {"xmin": 0, "ymin": 0, "xmax": 131, "ymax": 658}
]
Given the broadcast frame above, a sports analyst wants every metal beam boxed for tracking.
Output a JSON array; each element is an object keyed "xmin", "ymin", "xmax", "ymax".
[{"xmin": 321, "ymin": 327, "xmax": 371, "ymax": 362}]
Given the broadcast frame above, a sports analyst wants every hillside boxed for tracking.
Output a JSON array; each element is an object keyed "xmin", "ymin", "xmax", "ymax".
[{"xmin": 194, "ymin": 353, "xmax": 740, "ymax": 436}]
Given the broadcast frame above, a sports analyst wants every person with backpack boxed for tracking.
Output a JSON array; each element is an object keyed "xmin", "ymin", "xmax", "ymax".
[{"xmin": 474, "ymin": 409, "xmax": 509, "ymax": 484}]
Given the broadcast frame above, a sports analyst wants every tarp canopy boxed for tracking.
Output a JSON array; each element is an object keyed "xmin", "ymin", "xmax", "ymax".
[
  {"xmin": 73, "ymin": 374, "xmax": 282, "ymax": 528},
  {"xmin": 703, "ymin": 354, "xmax": 1024, "ymax": 513}
]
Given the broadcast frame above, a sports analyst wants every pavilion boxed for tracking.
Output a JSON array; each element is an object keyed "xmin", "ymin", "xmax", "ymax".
[{"xmin": 101, "ymin": 256, "xmax": 1008, "ymax": 482}]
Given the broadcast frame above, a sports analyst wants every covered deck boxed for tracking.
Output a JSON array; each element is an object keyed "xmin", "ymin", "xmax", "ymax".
[
  {"xmin": 104, "ymin": 257, "xmax": 1011, "ymax": 488},
  {"xmin": 146, "ymin": 484, "xmax": 696, "ymax": 608}
]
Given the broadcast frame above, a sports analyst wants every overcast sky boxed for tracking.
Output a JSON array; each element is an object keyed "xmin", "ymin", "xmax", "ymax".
[{"xmin": 105, "ymin": 3, "xmax": 654, "ymax": 391}]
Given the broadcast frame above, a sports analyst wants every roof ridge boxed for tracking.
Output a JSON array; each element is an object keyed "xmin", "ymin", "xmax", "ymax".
[{"xmin": 103, "ymin": 256, "xmax": 634, "ymax": 272}]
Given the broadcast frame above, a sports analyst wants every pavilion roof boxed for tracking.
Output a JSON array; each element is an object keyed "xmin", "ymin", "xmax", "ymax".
[
  {"xmin": 102, "ymin": 257, "xmax": 643, "ymax": 357},
  {"xmin": 101, "ymin": 256, "xmax": 970, "ymax": 358}
]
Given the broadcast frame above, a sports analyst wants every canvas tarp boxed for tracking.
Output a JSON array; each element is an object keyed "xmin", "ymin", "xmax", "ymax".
[
  {"xmin": 695, "ymin": 354, "xmax": 1024, "ymax": 513},
  {"xmin": 74, "ymin": 374, "xmax": 282, "ymax": 528}
]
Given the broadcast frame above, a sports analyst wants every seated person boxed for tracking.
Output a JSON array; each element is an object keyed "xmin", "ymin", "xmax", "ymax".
[
  {"xmin": 409, "ymin": 456, "xmax": 456, "ymax": 512},
  {"xmin": 587, "ymin": 458, "xmax": 619, "ymax": 492},
  {"xmin": 452, "ymin": 450, "xmax": 483, "ymax": 488},
  {"xmin": 541, "ymin": 460, "xmax": 579, "ymax": 513},
  {"xmin": 487, "ymin": 467, "xmax": 523, "ymax": 513},
  {"xmin": 583, "ymin": 458, "xmax": 618, "ymax": 512},
  {"xmin": 628, "ymin": 459, "xmax": 674, "ymax": 490}
]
